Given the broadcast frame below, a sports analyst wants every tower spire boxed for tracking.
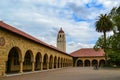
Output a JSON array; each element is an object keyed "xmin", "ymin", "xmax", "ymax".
[{"xmin": 59, "ymin": 27, "xmax": 64, "ymax": 33}]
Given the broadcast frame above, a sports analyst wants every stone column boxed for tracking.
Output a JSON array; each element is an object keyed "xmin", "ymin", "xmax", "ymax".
[
  {"xmin": 51, "ymin": 60, "xmax": 54, "ymax": 69},
  {"xmin": 48, "ymin": 62, "xmax": 50, "ymax": 69},
  {"xmin": 83, "ymin": 60, "xmax": 85, "ymax": 67},
  {"xmin": 32, "ymin": 61, "xmax": 35, "ymax": 72},
  {"xmin": 75, "ymin": 61, "xmax": 77, "ymax": 67},
  {"xmin": 71, "ymin": 62, "xmax": 73, "ymax": 67},
  {"xmin": 40, "ymin": 62, "xmax": 43, "ymax": 70},
  {"xmin": 61, "ymin": 63, "xmax": 62, "ymax": 68},
  {"xmin": 52, "ymin": 63, "xmax": 54, "ymax": 69},
  {"xmin": 90, "ymin": 60, "xmax": 92, "ymax": 67},
  {"xmin": 59, "ymin": 63, "xmax": 61, "ymax": 68},
  {"xmin": 47, "ymin": 62, "xmax": 49, "ymax": 70},
  {"xmin": 56, "ymin": 62, "xmax": 58, "ymax": 68},
  {"xmin": 98, "ymin": 60, "xmax": 100, "ymax": 66},
  {"xmin": 1, "ymin": 61, "xmax": 6, "ymax": 76},
  {"xmin": 20, "ymin": 60, "xmax": 23, "ymax": 73},
  {"xmin": 62, "ymin": 62, "xmax": 64, "ymax": 67}
]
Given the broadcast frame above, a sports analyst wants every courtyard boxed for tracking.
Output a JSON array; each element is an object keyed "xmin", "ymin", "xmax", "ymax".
[{"xmin": 1, "ymin": 67, "xmax": 120, "ymax": 80}]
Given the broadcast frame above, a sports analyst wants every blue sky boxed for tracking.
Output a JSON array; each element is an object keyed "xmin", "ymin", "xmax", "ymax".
[{"xmin": 0, "ymin": 0, "xmax": 120, "ymax": 53}]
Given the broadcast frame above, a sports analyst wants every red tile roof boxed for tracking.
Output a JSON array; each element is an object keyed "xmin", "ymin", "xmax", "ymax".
[
  {"xmin": 0, "ymin": 21, "xmax": 71, "ymax": 56},
  {"xmin": 70, "ymin": 48, "xmax": 105, "ymax": 57}
]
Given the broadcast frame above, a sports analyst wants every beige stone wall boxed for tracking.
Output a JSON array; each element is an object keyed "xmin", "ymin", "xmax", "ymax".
[{"xmin": 0, "ymin": 28, "xmax": 73, "ymax": 76}]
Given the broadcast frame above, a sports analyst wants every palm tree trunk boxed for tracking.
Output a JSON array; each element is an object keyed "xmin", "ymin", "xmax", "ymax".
[
  {"xmin": 103, "ymin": 31, "xmax": 108, "ymax": 65},
  {"xmin": 103, "ymin": 31, "xmax": 106, "ymax": 48}
]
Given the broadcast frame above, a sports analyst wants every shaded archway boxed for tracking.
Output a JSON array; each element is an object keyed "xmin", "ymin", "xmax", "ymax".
[
  {"xmin": 92, "ymin": 60, "xmax": 98, "ymax": 66},
  {"xmin": 6, "ymin": 47, "xmax": 21, "ymax": 74},
  {"xmin": 99, "ymin": 60, "xmax": 105, "ymax": 67},
  {"xmin": 84, "ymin": 60, "xmax": 90, "ymax": 67},
  {"xmin": 43, "ymin": 54, "xmax": 48, "ymax": 70},
  {"xmin": 49, "ymin": 55, "xmax": 53, "ymax": 69},
  {"xmin": 35, "ymin": 52, "xmax": 42, "ymax": 71},
  {"xmin": 77, "ymin": 60, "xmax": 83, "ymax": 67},
  {"xmin": 54, "ymin": 56, "xmax": 57, "ymax": 68},
  {"xmin": 23, "ymin": 50, "xmax": 33, "ymax": 72}
]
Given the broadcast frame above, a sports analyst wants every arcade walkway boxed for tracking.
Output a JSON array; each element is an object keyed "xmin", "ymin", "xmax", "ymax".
[{"xmin": 1, "ymin": 67, "xmax": 120, "ymax": 80}]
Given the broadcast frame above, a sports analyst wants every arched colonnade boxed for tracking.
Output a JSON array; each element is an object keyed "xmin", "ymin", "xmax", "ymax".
[
  {"xmin": 6, "ymin": 47, "xmax": 73, "ymax": 74},
  {"xmin": 76, "ymin": 58, "xmax": 105, "ymax": 67}
]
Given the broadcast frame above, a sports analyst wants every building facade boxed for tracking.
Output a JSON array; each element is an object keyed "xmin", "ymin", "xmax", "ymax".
[
  {"xmin": 0, "ymin": 21, "xmax": 73, "ymax": 76},
  {"xmin": 70, "ymin": 48, "xmax": 105, "ymax": 67},
  {"xmin": 0, "ymin": 21, "xmax": 105, "ymax": 77}
]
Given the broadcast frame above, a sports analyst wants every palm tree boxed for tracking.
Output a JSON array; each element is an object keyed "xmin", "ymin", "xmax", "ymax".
[
  {"xmin": 95, "ymin": 14, "xmax": 113, "ymax": 64},
  {"xmin": 95, "ymin": 14, "xmax": 113, "ymax": 49}
]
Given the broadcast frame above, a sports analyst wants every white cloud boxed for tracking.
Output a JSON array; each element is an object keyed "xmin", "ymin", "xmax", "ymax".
[
  {"xmin": 0, "ymin": 0, "xmax": 119, "ymax": 53},
  {"xmin": 67, "ymin": 41, "xmax": 94, "ymax": 53},
  {"xmin": 98, "ymin": 0, "xmax": 120, "ymax": 9}
]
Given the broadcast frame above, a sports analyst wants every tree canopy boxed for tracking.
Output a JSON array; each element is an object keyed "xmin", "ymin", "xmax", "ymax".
[
  {"xmin": 94, "ymin": 6, "xmax": 120, "ymax": 66},
  {"xmin": 109, "ymin": 6, "xmax": 120, "ymax": 33},
  {"xmin": 95, "ymin": 14, "xmax": 113, "ymax": 50}
]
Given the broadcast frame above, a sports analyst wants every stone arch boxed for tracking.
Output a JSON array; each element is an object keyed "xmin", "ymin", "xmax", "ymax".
[
  {"xmin": 99, "ymin": 59, "xmax": 105, "ymax": 67},
  {"xmin": 92, "ymin": 59, "xmax": 98, "ymax": 66},
  {"xmin": 43, "ymin": 54, "xmax": 48, "ymax": 70},
  {"xmin": 84, "ymin": 60, "xmax": 90, "ymax": 67},
  {"xmin": 54, "ymin": 56, "xmax": 57, "ymax": 68},
  {"xmin": 35, "ymin": 52, "xmax": 42, "ymax": 71},
  {"xmin": 49, "ymin": 55, "xmax": 53, "ymax": 69},
  {"xmin": 77, "ymin": 60, "xmax": 83, "ymax": 67},
  {"xmin": 6, "ymin": 47, "xmax": 22, "ymax": 73},
  {"xmin": 23, "ymin": 50, "xmax": 34, "ymax": 72}
]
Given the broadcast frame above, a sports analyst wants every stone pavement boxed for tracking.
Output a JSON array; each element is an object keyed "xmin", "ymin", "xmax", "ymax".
[{"xmin": 1, "ymin": 67, "xmax": 120, "ymax": 80}]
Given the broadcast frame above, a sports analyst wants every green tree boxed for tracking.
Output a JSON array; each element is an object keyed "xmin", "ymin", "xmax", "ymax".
[
  {"xmin": 94, "ymin": 33, "xmax": 120, "ymax": 66},
  {"xmin": 95, "ymin": 14, "xmax": 113, "ymax": 64},
  {"xmin": 94, "ymin": 6, "xmax": 120, "ymax": 66},
  {"xmin": 95, "ymin": 14, "xmax": 113, "ymax": 49},
  {"xmin": 107, "ymin": 33, "xmax": 120, "ymax": 66},
  {"xmin": 109, "ymin": 6, "xmax": 120, "ymax": 33},
  {"xmin": 94, "ymin": 35, "xmax": 111, "ymax": 50},
  {"xmin": 94, "ymin": 35, "xmax": 104, "ymax": 50},
  {"xmin": 108, "ymin": 50, "xmax": 120, "ymax": 66},
  {"xmin": 109, "ymin": 33, "xmax": 120, "ymax": 50}
]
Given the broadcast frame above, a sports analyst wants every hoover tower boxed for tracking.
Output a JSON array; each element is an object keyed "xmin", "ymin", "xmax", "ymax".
[{"xmin": 57, "ymin": 28, "xmax": 66, "ymax": 52}]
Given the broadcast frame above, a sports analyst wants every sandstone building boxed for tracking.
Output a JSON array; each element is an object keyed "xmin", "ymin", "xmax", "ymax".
[
  {"xmin": 0, "ymin": 21, "xmax": 105, "ymax": 77},
  {"xmin": 0, "ymin": 21, "xmax": 73, "ymax": 76},
  {"xmin": 70, "ymin": 48, "xmax": 105, "ymax": 67}
]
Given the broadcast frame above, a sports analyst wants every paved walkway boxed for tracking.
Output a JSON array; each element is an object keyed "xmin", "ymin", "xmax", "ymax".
[{"xmin": 1, "ymin": 67, "xmax": 120, "ymax": 80}]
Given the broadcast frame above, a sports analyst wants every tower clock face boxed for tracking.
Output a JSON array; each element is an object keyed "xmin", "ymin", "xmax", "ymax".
[{"xmin": 0, "ymin": 37, "xmax": 5, "ymax": 46}]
